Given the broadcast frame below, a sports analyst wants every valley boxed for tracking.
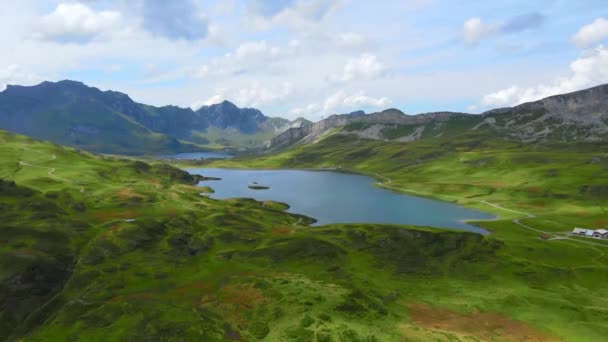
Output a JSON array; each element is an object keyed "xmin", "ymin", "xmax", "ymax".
[
  {"xmin": 2, "ymin": 104, "xmax": 608, "ymax": 340},
  {"xmin": 4, "ymin": 2, "xmax": 608, "ymax": 341}
]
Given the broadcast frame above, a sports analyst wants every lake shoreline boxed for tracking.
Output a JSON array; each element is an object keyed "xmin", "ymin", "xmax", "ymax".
[{"xmin": 186, "ymin": 167, "xmax": 493, "ymax": 234}]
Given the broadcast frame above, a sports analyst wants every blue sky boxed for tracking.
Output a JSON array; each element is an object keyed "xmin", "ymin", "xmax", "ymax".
[{"xmin": 1, "ymin": 0, "xmax": 608, "ymax": 120}]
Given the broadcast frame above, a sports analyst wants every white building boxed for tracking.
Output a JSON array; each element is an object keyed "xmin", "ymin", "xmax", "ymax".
[
  {"xmin": 572, "ymin": 228, "xmax": 608, "ymax": 239},
  {"xmin": 594, "ymin": 229, "xmax": 608, "ymax": 238}
]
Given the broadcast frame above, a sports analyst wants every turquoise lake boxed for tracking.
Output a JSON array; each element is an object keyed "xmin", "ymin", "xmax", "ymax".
[{"xmin": 188, "ymin": 168, "xmax": 494, "ymax": 233}]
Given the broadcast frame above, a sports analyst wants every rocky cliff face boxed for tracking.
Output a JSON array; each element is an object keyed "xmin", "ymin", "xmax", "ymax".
[
  {"xmin": 481, "ymin": 84, "xmax": 608, "ymax": 142},
  {"xmin": 197, "ymin": 100, "xmax": 267, "ymax": 134},
  {"xmin": 267, "ymin": 84, "xmax": 608, "ymax": 150}
]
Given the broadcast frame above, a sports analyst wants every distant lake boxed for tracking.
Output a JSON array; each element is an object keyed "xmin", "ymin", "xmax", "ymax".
[
  {"xmin": 163, "ymin": 151, "xmax": 233, "ymax": 160},
  {"xmin": 188, "ymin": 168, "xmax": 493, "ymax": 233}
]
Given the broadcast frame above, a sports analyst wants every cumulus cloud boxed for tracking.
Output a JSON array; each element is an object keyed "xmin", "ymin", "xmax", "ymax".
[
  {"xmin": 290, "ymin": 103, "xmax": 321, "ymax": 117},
  {"xmin": 324, "ymin": 90, "xmax": 390, "ymax": 113},
  {"xmin": 462, "ymin": 18, "xmax": 498, "ymax": 45},
  {"xmin": 33, "ymin": 3, "xmax": 122, "ymax": 43},
  {"xmin": 334, "ymin": 32, "xmax": 368, "ymax": 48},
  {"xmin": 246, "ymin": 0, "xmax": 346, "ymax": 31},
  {"xmin": 192, "ymin": 40, "xmax": 300, "ymax": 78},
  {"xmin": 234, "ymin": 82, "xmax": 293, "ymax": 107},
  {"xmin": 191, "ymin": 82, "xmax": 293, "ymax": 110},
  {"xmin": 572, "ymin": 18, "xmax": 608, "ymax": 48},
  {"xmin": 479, "ymin": 44, "xmax": 608, "ymax": 108},
  {"xmin": 142, "ymin": 0, "xmax": 208, "ymax": 40},
  {"xmin": 462, "ymin": 12, "xmax": 544, "ymax": 45},
  {"xmin": 0, "ymin": 65, "xmax": 41, "ymax": 91},
  {"xmin": 191, "ymin": 94, "xmax": 226, "ymax": 109},
  {"xmin": 329, "ymin": 54, "xmax": 388, "ymax": 82},
  {"xmin": 292, "ymin": 90, "xmax": 390, "ymax": 118}
]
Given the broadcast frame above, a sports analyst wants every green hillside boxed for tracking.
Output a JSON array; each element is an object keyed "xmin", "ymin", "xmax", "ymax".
[
  {"xmin": 209, "ymin": 131, "xmax": 608, "ymax": 232},
  {"xmin": 1, "ymin": 130, "xmax": 608, "ymax": 341}
]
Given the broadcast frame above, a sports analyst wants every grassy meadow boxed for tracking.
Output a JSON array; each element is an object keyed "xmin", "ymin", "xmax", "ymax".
[{"xmin": 1, "ymin": 129, "xmax": 608, "ymax": 341}]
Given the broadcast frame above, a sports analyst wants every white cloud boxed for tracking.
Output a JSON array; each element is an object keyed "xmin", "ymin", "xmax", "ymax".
[
  {"xmin": 480, "ymin": 44, "xmax": 608, "ymax": 107},
  {"xmin": 246, "ymin": 0, "xmax": 347, "ymax": 32},
  {"xmin": 329, "ymin": 53, "xmax": 387, "ymax": 82},
  {"xmin": 335, "ymin": 32, "xmax": 368, "ymax": 48},
  {"xmin": 235, "ymin": 82, "xmax": 293, "ymax": 107},
  {"xmin": 462, "ymin": 17, "xmax": 498, "ymax": 45},
  {"xmin": 33, "ymin": 3, "xmax": 122, "ymax": 43},
  {"xmin": 0, "ymin": 65, "xmax": 42, "ymax": 91},
  {"xmin": 191, "ymin": 82, "xmax": 293, "ymax": 110},
  {"xmin": 141, "ymin": 0, "xmax": 208, "ymax": 41},
  {"xmin": 462, "ymin": 13, "xmax": 543, "ymax": 46},
  {"xmin": 323, "ymin": 90, "xmax": 390, "ymax": 113},
  {"xmin": 191, "ymin": 94, "xmax": 226, "ymax": 109},
  {"xmin": 290, "ymin": 103, "xmax": 321, "ymax": 117},
  {"xmin": 191, "ymin": 40, "xmax": 300, "ymax": 78},
  {"xmin": 289, "ymin": 90, "xmax": 390, "ymax": 119},
  {"xmin": 572, "ymin": 18, "xmax": 608, "ymax": 48}
]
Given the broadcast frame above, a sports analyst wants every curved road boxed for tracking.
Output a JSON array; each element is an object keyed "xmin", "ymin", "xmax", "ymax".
[{"xmin": 357, "ymin": 169, "xmax": 608, "ymax": 249}]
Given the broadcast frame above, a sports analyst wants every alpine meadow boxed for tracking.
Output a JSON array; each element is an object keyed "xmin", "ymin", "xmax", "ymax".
[{"xmin": 1, "ymin": 1, "xmax": 608, "ymax": 341}]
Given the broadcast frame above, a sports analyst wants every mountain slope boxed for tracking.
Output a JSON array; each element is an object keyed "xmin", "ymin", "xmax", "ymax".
[
  {"xmin": 0, "ymin": 81, "xmax": 196, "ymax": 154},
  {"xmin": 0, "ymin": 81, "xmax": 307, "ymax": 153},
  {"xmin": 267, "ymin": 84, "xmax": 608, "ymax": 151},
  {"xmin": 3, "ymin": 130, "xmax": 608, "ymax": 341}
]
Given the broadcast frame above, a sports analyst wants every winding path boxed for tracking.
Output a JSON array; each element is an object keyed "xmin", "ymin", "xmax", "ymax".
[
  {"xmin": 18, "ymin": 146, "xmax": 84, "ymax": 191},
  {"xmin": 355, "ymin": 169, "xmax": 608, "ymax": 249},
  {"xmin": 18, "ymin": 161, "xmax": 73, "ymax": 184}
]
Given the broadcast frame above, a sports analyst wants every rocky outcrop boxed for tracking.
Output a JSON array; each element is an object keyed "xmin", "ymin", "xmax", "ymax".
[
  {"xmin": 266, "ymin": 109, "xmax": 473, "ymax": 150},
  {"xmin": 482, "ymin": 84, "xmax": 608, "ymax": 141},
  {"xmin": 266, "ymin": 84, "xmax": 608, "ymax": 150}
]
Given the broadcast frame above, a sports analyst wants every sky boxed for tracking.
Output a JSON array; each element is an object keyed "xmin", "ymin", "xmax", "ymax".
[{"xmin": 1, "ymin": 0, "xmax": 608, "ymax": 121}]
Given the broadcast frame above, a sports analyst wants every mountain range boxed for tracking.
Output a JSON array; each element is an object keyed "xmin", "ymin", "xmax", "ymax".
[
  {"xmin": 267, "ymin": 84, "xmax": 608, "ymax": 150},
  {"xmin": 1, "ymin": 80, "xmax": 608, "ymax": 155},
  {"xmin": 0, "ymin": 80, "xmax": 310, "ymax": 154}
]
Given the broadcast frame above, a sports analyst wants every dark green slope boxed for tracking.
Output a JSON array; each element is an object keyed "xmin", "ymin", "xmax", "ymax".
[
  {"xmin": 0, "ymin": 81, "xmax": 196, "ymax": 155},
  {"xmin": 0, "ymin": 81, "xmax": 304, "ymax": 153},
  {"xmin": 2, "ymin": 130, "xmax": 608, "ymax": 340}
]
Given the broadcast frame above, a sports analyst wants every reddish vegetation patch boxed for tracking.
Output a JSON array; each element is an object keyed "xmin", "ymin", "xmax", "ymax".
[
  {"xmin": 406, "ymin": 303, "xmax": 559, "ymax": 342},
  {"xmin": 201, "ymin": 284, "xmax": 268, "ymax": 327},
  {"xmin": 164, "ymin": 207, "xmax": 179, "ymax": 217},
  {"xmin": 594, "ymin": 219, "xmax": 608, "ymax": 226},
  {"xmin": 219, "ymin": 284, "xmax": 267, "ymax": 310},
  {"xmin": 528, "ymin": 202, "xmax": 547, "ymax": 209},
  {"xmin": 173, "ymin": 282, "xmax": 213, "ymax": 296},
  {"xmin": 116, "ymin": 187, "xmax": 145, "ymax": 199},
  {"xmin": 147, "ymin": 178, "xmax": 162, "ymax": 189},
  {"xmin": 94, "ymin": 210, "xmax": 139, "ymax": 222},
  {"xmin": 171, "ymin": 281, "xmax": 215, "ymax": 305},
  {"xmin": 271, "ymin": 227, "xmax": 292, "ymax": 236},
  {"xmin": 526, "ymin": 186, "xmax": 543, "ymax": 193},
  {"xmin": 109, "ymin": 291, "xmax": 157, "ymax": 303}
]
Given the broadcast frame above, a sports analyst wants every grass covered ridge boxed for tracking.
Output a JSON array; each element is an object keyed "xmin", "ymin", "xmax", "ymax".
[{"xmin": 1, "ymin": 129, "xmax": 608, "ymax": 341}]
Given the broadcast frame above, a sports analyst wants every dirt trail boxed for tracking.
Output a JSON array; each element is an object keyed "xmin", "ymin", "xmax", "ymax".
[
  {"xmin": 355, "ymin": 169, "xmax": 608, "ymax": 249},
  {"xmin": 18, "ymin": 146, "xmax": 85, "ymax": 191}
]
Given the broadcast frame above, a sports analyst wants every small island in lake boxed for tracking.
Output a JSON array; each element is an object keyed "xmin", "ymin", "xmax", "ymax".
[{"xmin": 248, "ymin": 185, "xmax": 270, "ymax": 190}]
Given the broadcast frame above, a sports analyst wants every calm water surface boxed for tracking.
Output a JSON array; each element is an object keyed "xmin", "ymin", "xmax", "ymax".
[{"xmin": 188, "ymin": 168, "xmax": 493, "ymax": 233}]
